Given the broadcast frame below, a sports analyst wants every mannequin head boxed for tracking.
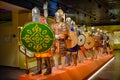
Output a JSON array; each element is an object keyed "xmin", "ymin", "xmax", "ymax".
[
  {"xmin": 32, "ymin": 7, "xmax": 40, "ymax": 22},
  {"xmin": 57, "ymin": 9, "xmax": 64, "ymax": 17},
  {"xmin": 32, "ymin": 7, "xmax": 40, "ymax": 16},
  {"xmin": 70, "ymin": 20, "xmax": 76, "ymax": 31},
  {"xmin": 100, "ymin": 29, "xmax": 102, "ymax": 33},
  {"xmin": 84, "ymin": 27, "xmax": 88, "ymax": 32},
  {"xmin": 71, "ymin": 20, "xmax": 75, "ymax": 26},
  {"xmin": 55, "ymin": 12, "xmax": 60, "ymax": 22},
  {"xmin": 96, "ymin": 28, "xmax": 100, "ymax": 34},
  {"xmin": 66, "ymin": 17, "xmax": 71, "ymax": 26},
  {"xmin": 100, "ymin": 29, "xmax": 103, "ymax": 35},
  {"xmin": 55, "ymin": 9, "xmax": 64, "ymax": 22},
  {"xmin": 97, "ymin": 28, "xmax": 100, "ymax": 32},
  {"xmin": 91, "ymin": 27, "xmax": 95, "ymax": 35},
  {"xmin": 83, "ymin": 25, "xmax": 87, "ymax": 32}
]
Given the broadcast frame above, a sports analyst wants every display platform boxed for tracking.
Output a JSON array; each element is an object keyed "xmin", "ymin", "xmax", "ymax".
[{"xmin": 19, "ymin": 54, "xmax": 114, "ymax": 80}]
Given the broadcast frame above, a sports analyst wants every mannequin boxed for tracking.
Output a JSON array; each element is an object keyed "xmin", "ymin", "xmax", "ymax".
[
  {"xmin": 78, "ymin": 26, "xmax": 87, "ymax": 60},
  {"xmin": 66, "ymin": 19, "xmax": 79, "ymax": 66},
  {"xmin": 76, "ymin": 27, "xmax": 86, "ymax": 63},
  {"xmin": 103, "ymin": 32, "xmax": 110, "ymax": 55},
  {"xmin": 94, "ymin": 28, "xmax": 102, "ymax": 57},
  {"xmin": 91, "ymin": 27, "xmax": 98, "ymax": 59},
  {"xmin": 105, "ymin": 33, "xmax": 113, "ymax": 54},
  {"xmin": 99, "ymin": 29, "xmax": 105, "ymax": 56},
  {"xmin": 32, "ymin": 6, "xmax": 52, "ymax": 76},
  {"xmin": 72, "ymin": 23, "xmax": 80, "ymax": 66},
  {"xmin": 65, "ymin": 17, "xmax": 72, "ymax": 66},
  {"xmin": 83, "ymin": 27, "xmax": 95, "ymax": 60},
  {"xmin": 51, "ymin": 9, "xmax": 69, "ymax": 70}
]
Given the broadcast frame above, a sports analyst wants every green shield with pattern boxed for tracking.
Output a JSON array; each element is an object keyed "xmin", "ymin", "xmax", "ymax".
[{"xmin": 20, "ymin": 22, "xmax": 54, "ymax": 53}]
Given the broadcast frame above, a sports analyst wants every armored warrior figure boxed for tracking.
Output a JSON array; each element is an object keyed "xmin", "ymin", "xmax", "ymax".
[
  {"xmin": 99, "ymin": 30, "xmax": 106, "ymax": 56},
  {"xmin": 32, "ymin": 6, "xmax": 53, "ymax": 76},
  {"xmin": 66, "ymin": 19, "xmax": 79, "ymax": 66},
  {"xmin": 102, "ymin": 32, "xmax": 110, "ymax": 55},
  {"xmin": 76, "ymin": 27, "xmax": 86, "ymax": 63},
  {"xmin": 65, "ymin": 17, "xmax": 72, "ymax": 66},
  {"xmin": 83, "ymin": 27, "xmax": 95, "ymax": 60},
  {"xmin": 51, "ymin": 9, "xmax": 69, "ymax": 70},
  {"xmin": 93, "ymin": 28, "xmax": 102, "ymax": 57}
]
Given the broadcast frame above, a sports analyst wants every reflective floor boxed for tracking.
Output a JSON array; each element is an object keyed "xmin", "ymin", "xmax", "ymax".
[
  {"xmin": 0, "ymin": 50, "xmax": 120, "ymax": 80},
  {"xmin": 91, "ymin": 50, "xmax": 120, "ymax": 80}
]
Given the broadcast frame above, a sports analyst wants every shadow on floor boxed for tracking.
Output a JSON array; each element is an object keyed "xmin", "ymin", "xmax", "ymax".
[{"xmin": 0, "ymin": 66, "xmax": 25, "ymax": 80}]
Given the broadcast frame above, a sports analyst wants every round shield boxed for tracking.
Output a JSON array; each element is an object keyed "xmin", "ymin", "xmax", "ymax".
[
  {"xmin": 20, "ymin": 22, "xmax": 54, "ymax": 53},
  {"xmin": 78, "ymin": 34, "xmax": 86, "ymax": 46},
  {"xmin": 84, "ymin": 36, "xmax": 95, "ymax": 49},
  {"xmin": 93, "ymin": 36, "xmax": 100, "ymax": 47},
  {"xmin": 66, "ymin": 31, "xmax": 78, "ymax": 49}
]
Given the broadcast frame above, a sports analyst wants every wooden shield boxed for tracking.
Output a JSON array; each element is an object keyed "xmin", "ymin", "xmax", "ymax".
[
  {"xmin": 66, "ymin": 31, "xmax": 78, "ymax": 49},
  {"xmin": 20, "ymin": 22, "xmax": 54, "ymax": 53},
  {"xmin": 93, "ymin": 36, "xmax": 100, "ymax": 48},
  {"xmin": 78, "ymin": 34, "xmax": 86, "ymax": 46},
  {"xmin": 84, "ymin": 36, "xmax": 95, "ymax": 49}
]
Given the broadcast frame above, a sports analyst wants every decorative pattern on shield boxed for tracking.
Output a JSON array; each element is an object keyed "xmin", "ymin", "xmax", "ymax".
[
  {"xmin": 78, "ymin": 34, "xmax": 86, "ymax": 46},
  {"xmin": 20, "ymin": 22, "xmax": 54, "ymax": 53},
  {"xmin": 84, "ymin": 36, "xmax": 95, "ymax": 49}
]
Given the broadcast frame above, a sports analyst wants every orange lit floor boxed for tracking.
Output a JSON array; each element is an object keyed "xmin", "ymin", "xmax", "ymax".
[{"xmin": 19, "ymin": 54, "xmax": 114, "ymax": 80}]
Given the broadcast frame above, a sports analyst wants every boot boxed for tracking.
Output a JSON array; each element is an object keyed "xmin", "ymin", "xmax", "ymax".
[
  {"xmin": 42, "ymin": 59, "xmax": 47, "ymax": 69},
  {"xmin": 44, "ymin": 68, "xmax": 51, "ymax": 75},
  {"xmin": 73, "ymin": 53, "xmax": 77, "ymax": 66},
  {"xmin": 66, "ymin": 52, "xmax": 71, "ymax": 66},
  {"xmin": 90, "ymin": 50, "xmax": 94, "ymax": 60},
  {"xmin": 78, "ymin": 51, "xmax": 83, "ymax": 63},
  {"xmin": 61, "ymin": 56, "xmax": 66, "ymax": 70},
  {"xmin": 44, "ymin": 57, "xmax": 52, "ymax": 75},
  {"xmin": 32, "ymin": 58, "xmax": 42, "ymax": 76}
]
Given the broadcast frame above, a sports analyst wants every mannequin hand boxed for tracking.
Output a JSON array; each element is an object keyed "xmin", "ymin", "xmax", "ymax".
[{"xmin": 59, "ymin": 34, "xmax": 66, "ymax": 39}]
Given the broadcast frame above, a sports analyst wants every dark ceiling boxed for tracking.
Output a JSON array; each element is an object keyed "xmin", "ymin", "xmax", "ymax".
[
  {"xmin": 1, "ymin": 0, "xmax": 120, "ymax": 26},
  {"xmin": 59, "ymin": 0, "xmax": 120, "ymax": 26}
]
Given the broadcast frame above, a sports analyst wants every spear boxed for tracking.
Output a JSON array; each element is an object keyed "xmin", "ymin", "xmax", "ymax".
[{"xmin": 43, "ymin": 0, "xmax": 49, "ymax": 25}]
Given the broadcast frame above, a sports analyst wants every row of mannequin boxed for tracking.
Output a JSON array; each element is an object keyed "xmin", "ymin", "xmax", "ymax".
[{"xmin": 30, "ymin": 7, "xmax": 113, "ymax": 76}]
